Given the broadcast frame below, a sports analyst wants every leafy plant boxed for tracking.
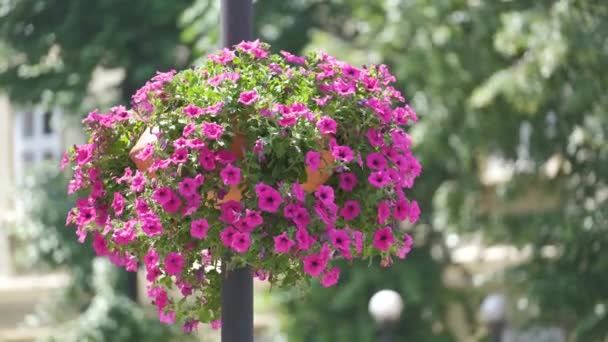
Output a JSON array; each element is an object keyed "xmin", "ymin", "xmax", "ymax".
[{"xmin": 62, "ymin": 41, "xmax": 422, "ymax": 329}]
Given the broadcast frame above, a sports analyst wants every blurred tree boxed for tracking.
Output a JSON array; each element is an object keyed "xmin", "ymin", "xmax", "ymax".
[
  {"xmin": 262, "ymin": 0, "xmax": 607, "ymax": 341},
  {"xmin": 0, "ymin": 0, "xmax": 192, "ymax": 109}
]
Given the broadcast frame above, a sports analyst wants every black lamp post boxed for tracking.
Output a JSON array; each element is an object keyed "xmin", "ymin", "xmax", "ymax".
[
  {"xmin": 220, "ymin": 1, "xmax": 254, "ymax": 342},
  {"xmin": 480, "ymin": 293, "xmax": 507, "ymax": 342},
  {"xmin": 369, "ymin": 289, "xmax": 405, "ymax": 342}
]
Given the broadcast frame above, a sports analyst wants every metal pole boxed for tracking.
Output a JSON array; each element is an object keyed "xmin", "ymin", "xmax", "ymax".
[
  {"xmin": 221, "ymin": 262, "xmax": 253, "ymax": 342},
  {"xmin": 221, "ymin": 0, "xmax": 253, "ymax": 47},
  {"xmin": 380, "ymin": 326, "xmax": 392, "ymax": 342},
  {"xmin": 488, "ymin": 321, "xmax": 504, "ymax": 342},
  {"xmin": 220, "ymin": 1, "xmax": 253, "ymax": 342}
]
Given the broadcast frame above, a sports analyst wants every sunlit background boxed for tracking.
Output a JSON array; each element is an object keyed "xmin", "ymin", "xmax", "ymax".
[{"xmin": 0, "ymin": 0, "xmax": 606, "ymax": 341}]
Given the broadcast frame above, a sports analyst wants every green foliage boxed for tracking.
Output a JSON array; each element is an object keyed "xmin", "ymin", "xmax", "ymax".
[{"xmin": 0, "ymin": 0, "xmax": 192, "ymax": 109}]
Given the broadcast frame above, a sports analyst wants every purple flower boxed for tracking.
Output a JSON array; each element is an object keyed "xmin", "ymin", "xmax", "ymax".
[
  {"xmin": 231, "ymin": 232, "xmax": 251, "ymax": 253},
  {"xmin": 366, "ymin": 152, "xmax": 388, "ymax": 170},
  {"xmin": 314, "ymin": 185, "xmax": 335, "ymax": 204},
  {"xmin": 338, "ymin": 172, "xmax": 357, "ymax": 191},
  {"xmin": 377, "ymin": 200, "xmax": 391, "ymax": 224},
  {"xmin": 190, "ymin": 219, "xmax": 210, "ymax": 239},
  {"xmin": 220, "ymin": 164, "xmax": 241, "ymax": 185},
  {"xmin": 274, "ymin": 232, "xmax": 295, "ymax": 254},
  {"xmin": 373, "ymin": 227, "xmax": 395, "ymax": 251},
  {"xmin": 305, "ymin": 151, "xmax": 321, "ymax": 172},
  {"xmin": 239, "ymin": 90, "xmax": 258, "ymax": 106},
  {"xmin": 257, "ymin": 184, "xmax": 283, "ymax": 213},
  {"xmin": 320, "ymin": 268, "xmax": 340, "ymax": 287},
  {"xmin": 164, "ymin": 252, "xmax": 184, "ymax": 276},
  {"xmin": 183, "ymin": 104, "xmax": 204, "ymax": 117},
  {"xmin": 368, "ymin": 170, "xmax": 390, "ymax": 188},
  {"xmin": 331, "ymin": 145, "xmax": 354, "ymax": 163},
  {"xmin": 202, "ymin": 122, "xmax": 224, "ymax": 140},
  {"xmin": 340, "ymin": 200, "xmax": 361, "ymax": 221},
  {"xmin": 316, "ymin": 116, "xmax": 337, "ymax": 135}
]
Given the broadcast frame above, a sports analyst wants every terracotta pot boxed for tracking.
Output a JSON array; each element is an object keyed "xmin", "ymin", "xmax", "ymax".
[
  {"xmin": 129, "ymin": 128, "xmax": 335, "ymax": 203},
  {"xmin": 301, "ymin": 149, "xmax": 335, "ymax": 193}
]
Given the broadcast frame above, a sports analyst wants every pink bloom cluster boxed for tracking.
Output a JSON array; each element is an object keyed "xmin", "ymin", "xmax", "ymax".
[{"xmin": 63, "ymin": 41, "xmax": 421, "ymax": 330}]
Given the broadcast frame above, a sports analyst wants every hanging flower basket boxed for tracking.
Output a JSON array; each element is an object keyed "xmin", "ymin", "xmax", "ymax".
[{"xmin": 62, "ymin": 40, "xmax": 421, "ymax": 330}]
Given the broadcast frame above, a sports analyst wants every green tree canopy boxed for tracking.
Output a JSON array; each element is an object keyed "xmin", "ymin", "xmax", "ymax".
[
  {"xmin": 273, "ymin": 1, "xmax": 607, "ymax": 340},
  {"xmin": 0, "ymin": 0, "xmax": 192, "ymax": 109}
]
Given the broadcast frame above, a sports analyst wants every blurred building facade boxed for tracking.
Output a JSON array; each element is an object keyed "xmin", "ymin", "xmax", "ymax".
[{"xmin": 0, "ymin": 95, "xmax": 76, "ymax": 340}]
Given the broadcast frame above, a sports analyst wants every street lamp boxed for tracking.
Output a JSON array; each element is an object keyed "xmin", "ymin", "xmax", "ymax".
[
  {"xmin": 369, "ymin": 289, "xmax": 404, "ymax": 342},
  {"xmin": 479, "ymin": 293, "xmax": 507, "ymax": 342}
]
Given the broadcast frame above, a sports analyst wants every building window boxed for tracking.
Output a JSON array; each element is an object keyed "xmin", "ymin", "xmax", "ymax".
[
  {"xmin": 43, "ymin": 151, "xmax": 55, "ymax": 161},
  {"xmin": 22, "ymin": 151, "xmax": 35, "ymax": 168},
  {"xmin": 22, "ymin": 112, "xmax": 34, "ymax": 138},
  {"xmin": 43, "ymin": 111, "xmax": 53, "ymax": 134}
]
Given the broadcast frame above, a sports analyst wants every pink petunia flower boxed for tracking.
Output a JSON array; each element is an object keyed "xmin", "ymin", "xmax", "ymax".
[
  {"xmin": 178, "ymin": 177, "xmax": 200, "ymax": 196},
  {"xmin": 373, "ymin": 226, "xmax": 395, "ymax": 251},
  {"xmin": 199, "ymin": 147, "xmax": 217, "ymax": 171},
  {"xmin": 273, "ymin": 232, "xmax": 295, "ymax": 254},
  {"xmin": 152, "ymin": 186, "xmax": 175, "ymax": 205},
  {"xmin": 340, "ymin": 200, "xmax": 361, "ymax": 221},
  {"xmin": 130, "ymin": 171, "xmax": 147, "ymax": 192},
  {"xmin": 231, "ymin": 232, "xmax": 251, "ymax": 253},
  {"xmin": 202, "ymin": 122, "xmax": 224, "ymax": 140},
  {"xmin": 220, "ymin": 226, "xmax": 237, "ymax": 247},
  {"xmin": 303, "ymin": 253, "xmax": 328, "ymax": 277},
  {"xmin": 144, "ymin": 249, "xmax": 159, "ymax": 269},
  {"xmin": 351, "ymin": 230, "xmax": 364, "ymax": 254},
  {"xmin": 243, "ymin": 209, "xmax": 263, "ymax": 229},
  {"xmin": 239, "ymin": 90, "xmax": 258, "ymax": 105},
  {"xmin": 397, "ymin": 233, "xmax": 414, "ymax": 259},
  {"xmin": 190, "ymin": 218, "xmax": 210, "ymax": 239},
  {"xmin": 281, "ymin": 50, "xmax": 306, "ymax": 64},
  {"xmin": 203, "ymin": 101, "xmax": 225, "ymax": 115},
  {"xmin": 365, "ymin": 128, "xmax": 384, "ymax": 147},
  {"xmin": 316, "ymin": 116, "xmax": 337, "ymax": 135},
  {"xmin": 329, "ymin": 229, "xmax": 351, "ymax": 252},
  {"xmin": 368, "ymin": 170, "xmax": 390, "ymax": 188},
  {"xmin": 292, "ymin": 207, "xmax": 311, "ymax": 229},
  {"xmin": 92, "ymin": 234, "xmax": 108, "ymax": 256},
  {"xmin": 256, "ymin": 184, "xmax": 282, "ymax": 213},
  {"xmin": 338, "ymin": 172, "xmax": 357, "ymax": 192},
  {"xmin": 183, "ymin": 104, "xmax": 204, "ymax": 118},
  {"xmin": 366, "ymin": 152, "xmax": 388, "ymax": 170},
  {"xmin": 210, "ymin": 320, "xmax": 222, "ymax": 330},
  {"xmin": 314, "ymin": 185, "xmax": 334, "ymax": 204},
  {"xmin": 141, "ymin": 214, "xmax": 163, "ymax": 236},
  {"xmin": 320, "ymin": 267, "xmax": 340, "ymax": 287},
  {"xmin": 296, "ymin": 228, "xmax": 316, "ymax": 251},
  {"xmin": 377, "ymin": 200, "xmax": 391, "ymax": 224},
  {"xmin": 164, "ymin": 252, "xmax": 185, "ymax": 275},
  {"xmin": 112, "ymin": 192, "xmax": 125, "ymax": 216},
  {"xmin": 220, "ymin": 164, "xmax": 241, "ymax": 185},
  {"xmin": 171, "ymin": 148, "xmax": 189, "ymax": 164},
  {"xmin": 408, "ymin": 200, "xmax": 420, "ymax": 223},
  {"xmin": 158, "ymin": 310, "xmax": 175, "ymax": 324},
  {"xmin": 75, "ymin": 143, "xmax": 94, "ymax": 166},
  {"xmin": 292, "ymin": 183, "xmax": 306, "ymax": 202},
  {"xmin": 305, "ymin": 151, "xmax": 321, "ymax": 172},
  {"xmin": 159, "ymin": 195, "xmax": 180, "ymax": 214},
  {"xmin": 219, "ymin": 201, "xmax": 242, "ymax": 224},
  {"xmin": 183, "ymin": 123, "xmax": 197, "ymax": 137},
  {"xmin": 113, "ymin": 222, "xmax": 136, "ymax": 245},
  {"xmin": 331, "ymin": 145, "xmax": 354, "ymax": 163}
]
